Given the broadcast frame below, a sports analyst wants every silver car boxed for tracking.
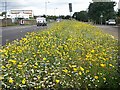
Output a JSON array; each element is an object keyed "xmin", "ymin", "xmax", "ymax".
[{"xmin": 106, "ymin": 19, "xmax": 116, "ymax": 25}]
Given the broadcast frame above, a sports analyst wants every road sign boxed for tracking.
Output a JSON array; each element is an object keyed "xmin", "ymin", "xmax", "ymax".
[
  {"xmin": 69, "ymin": 3, "xmax": 72, "ymax": 12},
  {"xmin": 100, "ymin": 14, "xmax": 103, "ymax": 18}
]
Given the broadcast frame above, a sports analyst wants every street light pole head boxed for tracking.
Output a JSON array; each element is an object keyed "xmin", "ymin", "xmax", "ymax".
[{"xmin": 48, "ymin": 1, "xmax": 50, "ymax": 3}]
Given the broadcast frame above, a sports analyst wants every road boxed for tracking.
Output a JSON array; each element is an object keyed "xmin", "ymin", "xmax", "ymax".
[
  {"xmin": 1, "ymin": 25, "xmax": 47, "ymax": 46},
  {"xmin": 95, "ymin": 25, "xmax": 119, "ymax": 40},
  {"xmin": 0, "ymin": 24, "xmax": 119, "ymax": 46}
]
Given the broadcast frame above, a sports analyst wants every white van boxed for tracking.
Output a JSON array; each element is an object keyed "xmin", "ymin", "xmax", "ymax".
[{"xmin": 36, "ymin": 17, "xmax": 47, "ymax": 26}]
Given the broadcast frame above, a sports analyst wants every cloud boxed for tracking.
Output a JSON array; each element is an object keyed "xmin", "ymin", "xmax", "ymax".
[{"xmin": 0, "ymin": 0, "xmax": 119, "ymax": 15}]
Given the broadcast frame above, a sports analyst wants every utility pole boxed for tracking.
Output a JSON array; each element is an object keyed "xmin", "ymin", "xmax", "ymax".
[
  {"xmin": 54, "ymin": 8, "xmax": 57, "ymax": 16},
  {"xmin": 4, "ymin": 0, "xmax": 7, "ymax": 26},
  {"xmin": 5, "ymin": 0, "xmax": 7, "ymax": 19},
  {"xmin": 1, "ymin": 0, "xmax": 7, "ymax": 26},
  {"xmin": 45, "ymin": 1, "xmax": 50, "ymax": 17}
]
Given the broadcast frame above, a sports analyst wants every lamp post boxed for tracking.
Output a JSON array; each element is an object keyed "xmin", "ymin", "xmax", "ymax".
[
  {"xmin": 54, "ymin": 8, "xmax": 58, "ymax": 16},
  {"xmin": 45, "ymin": 1, "xmax": 50, "ymax": 16}
]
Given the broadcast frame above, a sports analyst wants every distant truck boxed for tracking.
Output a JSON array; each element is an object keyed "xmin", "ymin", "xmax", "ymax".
[{"xmin": 36, "ymin": 17, "xmax": 47, "ymax": 26}]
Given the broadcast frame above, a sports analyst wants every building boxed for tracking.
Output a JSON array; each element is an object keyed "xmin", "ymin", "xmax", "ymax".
[
  {"xmin": 5, "ymin": 10, "xmax": 33, "ymax": 23},
  {"xmin": 9, "ymin": 10, "xmax": 33, "ymax": 19}
]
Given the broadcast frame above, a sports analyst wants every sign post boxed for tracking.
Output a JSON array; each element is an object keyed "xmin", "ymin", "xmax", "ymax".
[{"xmin": 100, "ymin": 14, "xmax": 103, "ymax": 25}]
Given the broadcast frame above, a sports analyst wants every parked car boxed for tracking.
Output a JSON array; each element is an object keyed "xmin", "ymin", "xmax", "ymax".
[
  {"xmin": 20, "ymin": 19, "xmax": 24, "ymax": 25},
  {"xmin": 36, "ymin": 17, "xmax": 47, "ymax": 26},
  {"xmin": 106, "ymin": 19, "xmax": 116, "ymax": 25},
  {"xmin": 56, "ymin": 18, "xmax": 62, "ymax": 22}
]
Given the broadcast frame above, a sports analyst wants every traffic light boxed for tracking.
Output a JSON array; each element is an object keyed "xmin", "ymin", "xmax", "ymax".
[{"xmin": 69, "ymin": 3, "xmax": 72, "ymax": 12}]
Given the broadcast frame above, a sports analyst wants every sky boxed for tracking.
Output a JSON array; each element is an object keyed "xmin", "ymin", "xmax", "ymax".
[{"xmin": 0, "ymin": 0, "xmax": 119, "ymax": 16}]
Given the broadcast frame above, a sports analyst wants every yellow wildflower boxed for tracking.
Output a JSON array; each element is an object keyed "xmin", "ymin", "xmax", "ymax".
[
  {"xmin": 43, "ymin": 57, "xmax": 47, "ymax": 60},
  {"xmin": 46, "ymin": 60, "xmax": 49, "ymax": 63},
  {"xmin": 71, "ymin": 65, "xmax": 77, "ymax": 68},
  {"xmin": 17, "ymin": 64, "xmax": 22, "ymax": 69},
  {"xmin": 62, "ymin": 69, "xmax": 68, "ymax": 73},
  {"xmin": 94, "ymin": 76, "xmax": 98, "ymax": 79},
  {"xmin": 86, "ymin": 70, "xmax": 89, "ymax": 73},
  {"xmin": 1, "ymin": 66, "xmax": 5, "ymax": 69},
  {"xmin": 67, "ymin": 74, "xmax": 71, "ymax": 77},
  {"xmin": 22, "ymin": 78, "xmax": 26, "ymax": 84},
  {"xmin": 73, "ymin": 68, "xmax": 77, "ymax": 72},
  {"xmin": 25, "ymin": 58, "xmax": 29, "ymax": 62},
  {"xmin": 34, "ymin": 66, "xmax": 37, "ymax": 68},
  {"xmin": 100, "ymin": 64, "xmax": 106, "ymax": 68},
  {"xmin": 91, "ymin": 50, "xmax": 95, "ymax": 53},
  {"xmin": 8, "ymin": 60, "xmax": 17, "ymax": 65},
  {"xmin": 69, "ymin": 65, "xmax": 72, "ymax": 68},
  {"xmin": 9, "ymin": 77, "xmax": 14, "ymax": 83},
  {"xmin": 37, "ymin": 76, "xmax": 40, "ymax": 79},
  {"xmin": 35, "ymin": 62, "xmax": 38, "ymax": 66},
  {"xmin": 80, "ymin": 66, "xmax": 84, "ymax": 71},
  {"xmin": 109, "ymin": 64, "xmax": 113, "ymax": 67},
  {"xmin": 103, "ymin": 77, "xmax": 106, "ymax": 81},
  {"xmin": 56, "ymin": 80, "xmax": 60, "ymax": 83},
  {"xmin": 79, "ymin": 72, "xmax": 82, "ymax": 75}
]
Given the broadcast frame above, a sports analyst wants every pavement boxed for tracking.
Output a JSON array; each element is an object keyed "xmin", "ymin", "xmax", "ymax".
[
  {"xmin": 95, "ymin": 25, "xmax": 119, "ymax": 40},
  {"xmin": 0, "ymin": 25, "xmax": 47, "ymax": 46}
]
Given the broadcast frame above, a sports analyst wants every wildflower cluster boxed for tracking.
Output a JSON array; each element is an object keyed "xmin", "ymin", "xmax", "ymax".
[{"xmin": 0, "ymin": 20, "xmax": 119, "ymax": 89}]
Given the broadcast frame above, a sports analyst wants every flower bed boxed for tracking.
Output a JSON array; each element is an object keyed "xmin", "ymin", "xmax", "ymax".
[{"xmin": 1, "ymin": 20, "xmax": 119, "ymax": 89}]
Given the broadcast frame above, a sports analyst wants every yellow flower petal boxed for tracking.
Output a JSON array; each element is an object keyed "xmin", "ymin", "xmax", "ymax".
[
  {"xmin": 73, "ymin": 68, "xmax": 77, "ymax": 72},
  {"xmin": 1, "ymin": 66, "xmax": 5, "ymax": 69},
  {"xmin": 56, "ymin": 80, "xmax": 60, "ymax": 83},
  {"xmin": 62, "ymin": 69, "xmax": 68, "ymax": 73},
  {"xmin": 22, "ymin": 78, "xmax": 26, "ymax": 84},
  {"xmin": 91, "ymin": 50, "xmax": 95, "ymax": 53},
  {"xmin": 43, "ymin": 57, "xmax": 47, "ymax": 60},
  {"xmin": 79, "ymin": 72, "xmax": 82, "ymax": 75},
  {"xmin": 94, "ymin": 76, "xmax": 98, "ymax": 79},
  {"xmin": 9, "ymin": 77, "xmax": 14, "ymax": 83},
  {"xmin": 80, "ymin": 66, "xmax": 84, "ymax": 71},
  {"xmin": 100, "ymin": 64, "xmax": 106, "ymax": 68}
]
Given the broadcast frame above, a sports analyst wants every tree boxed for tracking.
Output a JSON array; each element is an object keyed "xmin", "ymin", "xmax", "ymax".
[
  {"xmin": 73, "ymin": 11, "xmax": 88, "ymax": 22},
  {"xmin": 118, "ymin": 9, "xmax": 120, "ymax": 16},
  {"xmin": 0, "ymin": 12, "xmax": 7, "ymax": 16},
  {"xmin": 64, "ymin": 15, "xmax": 71, "ymax": 19},
  {"xmin": 88, "ymin": 2, "xmax": 116, "ymax": 24}
]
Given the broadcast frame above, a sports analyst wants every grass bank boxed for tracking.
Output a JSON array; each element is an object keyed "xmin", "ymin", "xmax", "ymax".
[{"xmin": 1, "ymin": 20, "xmax": 119, "ymax": 89}]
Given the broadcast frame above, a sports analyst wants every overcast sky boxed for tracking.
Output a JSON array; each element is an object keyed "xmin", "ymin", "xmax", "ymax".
[{"xmin": 0, "ymin": 0, "xmax": 119, "ymax": 16}]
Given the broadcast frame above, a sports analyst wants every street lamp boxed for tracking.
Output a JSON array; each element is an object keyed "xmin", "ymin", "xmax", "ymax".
[
  {"xmin": 54, "ymin": 8, "xmax": 58, "ymax": 16},
  {"xmin": 45, "ymin": 1, "xmax": 50, "ymax": 16}
]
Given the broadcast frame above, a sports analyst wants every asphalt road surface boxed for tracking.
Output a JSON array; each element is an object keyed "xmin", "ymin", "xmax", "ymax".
[
  {"xmin": 95, "ymin": 25, "xmax": 119, "ymax": 40},
  {"xmin": 1, "ymin": 24, "xmax": 119, "ymax": 46},
  {"xmin": 1, "ymin": 25, "xmax": 47, "ymax": 46}
]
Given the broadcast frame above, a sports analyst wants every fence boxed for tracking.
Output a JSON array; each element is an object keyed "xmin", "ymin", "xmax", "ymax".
[{"xmin": 0, "ymin": 18, "xmax": 12, "ymax": 27}]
